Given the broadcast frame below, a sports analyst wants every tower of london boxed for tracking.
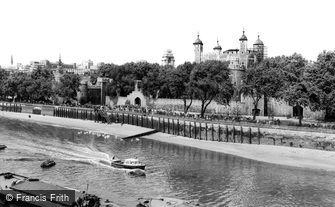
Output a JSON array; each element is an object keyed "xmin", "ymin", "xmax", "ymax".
[{"xmin": 193, "ymin": 30, "xmax": 266, "ymax": 90}]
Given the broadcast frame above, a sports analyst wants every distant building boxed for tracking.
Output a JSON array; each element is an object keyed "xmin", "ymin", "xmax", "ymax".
[
  {"xmin": 161, "ymin": 49, "xmax": 175, "ymax": 67},
  {"xmin": 82, "ymin": 59, "xmax": 94, "ymax": 69}
]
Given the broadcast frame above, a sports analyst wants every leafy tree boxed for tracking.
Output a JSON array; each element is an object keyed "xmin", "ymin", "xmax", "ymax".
[
  {"xmin": 241, "ymin": 59, "xmax": 283, "ymax": 120},
  {"xmin": 189, "ymin": 60, "xmax": 233, "ymax": 118},
  {"xmin": 0, "ymin": 69, "xmax": 9, "ymax": 99},
  {"xmin": 56, "ymin": 73, "xmax": 80, "ymax": 103},
  {"xmin": 168, "ymin": 62, "xmax": 195, "ymax": 114},
  {"xmin": 306, "ymin": 51, "xmax": 335, "ymax": 120},
  {"xmin": 97, "ymin": 62, "xmax": 162, "ymax": 98},
  {"xmin": 278, "ymin": 54, "xmax": 309, "ymax": 125},
  {"xmin": 29, "ymin": 68, "xmax": 55, "ymax": 102}
]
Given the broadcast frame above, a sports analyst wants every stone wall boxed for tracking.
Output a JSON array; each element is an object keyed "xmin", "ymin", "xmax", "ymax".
[{"xmin": 106, "ymin": 91, "xmax": 325, "ymax": 119}]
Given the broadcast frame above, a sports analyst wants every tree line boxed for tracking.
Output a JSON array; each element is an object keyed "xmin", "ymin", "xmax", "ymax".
[
  {"xmin": 94, "ymin": 60, "xmax": 233, "ymax": 118},
  {"xmin": 0, "ymin": 68, "xmax": 80, "ymax": 104},
  {"xmin": 0, "ymin": 50, "xmax": 334, "ymax": 123},
  {"xmin": 95, "ymin": 51, "xmax": 335, "ymax": 122},
  {"xmin": 241, "ymin": 51, "xmax": 335, "ymax": 124}
]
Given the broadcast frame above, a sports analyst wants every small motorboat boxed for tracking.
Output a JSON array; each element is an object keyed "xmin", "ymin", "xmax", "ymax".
[
  {"xmin": 40, "ymin": 159, "xmax": 56, "ymax": 168},
  {"xmin": 137, "ymin": 197, "xmax": 201, "ymax": 207},
  {"xmin": 0, "ymin": 145, "xmax": 7, "ymax": 150},
  {"xmin": 111, "ymin": 157, "xmax": 146, "ymax": 170}
]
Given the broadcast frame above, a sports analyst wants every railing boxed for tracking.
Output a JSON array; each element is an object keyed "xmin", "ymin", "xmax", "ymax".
[
  {"xmin": 0, "ymin": 102, "xmax": 22, "ymax": 113},
  {"xmin": 53, "ymin": 107, "xmax": 266, "ymax": 145}
]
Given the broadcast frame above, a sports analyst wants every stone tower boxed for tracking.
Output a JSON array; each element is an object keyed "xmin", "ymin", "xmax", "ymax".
[
  {"xmin": 239, "ymin": 30, "xmax": 248, "ymax": 54},
  {"xmin": 253, "ymin": 35, "xmax": 265, "ymax": 63},
  {"xmin": 238, "ymin": 30, "xmax": 249, "ymax": 69},
  {"xmin": 193, "ymin": 33, "xmax": 203, "ymax": 63},
  {"xmin": 161, "ymin": 49, "xmax": 175, "ymax": 67},
  {"xmin": 213, "ymin": 38, "xmax": 222, "ymax": 59}
]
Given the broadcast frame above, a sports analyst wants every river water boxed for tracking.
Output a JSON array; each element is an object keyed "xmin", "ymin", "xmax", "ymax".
[{"xmin": 0, "ymin": 117, "xmax": 335, "ymax": 207}]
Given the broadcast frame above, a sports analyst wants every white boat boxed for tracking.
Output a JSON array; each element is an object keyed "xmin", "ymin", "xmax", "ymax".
[{"xmin": 111, "ymin": 157, "xmax": 146, "ymax": 170}]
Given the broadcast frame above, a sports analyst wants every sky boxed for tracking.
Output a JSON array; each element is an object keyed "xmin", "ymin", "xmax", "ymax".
[{"xmin": 0, "ymin": 0, "xmax": 334, "ymax": 66}]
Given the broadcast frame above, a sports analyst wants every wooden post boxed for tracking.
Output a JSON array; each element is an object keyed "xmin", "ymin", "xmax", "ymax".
[
  {"xmin": 258, "ymin": 127, "xmax": 261, "ymax": 144},
  {"xmin": 168, "ymin": 118, "xmax": 170, "ymax": 134},
  {"xmin": 158, "ymin": 117, "xmax": 161, "ymax": 131},
  {"xmin": 249, "ymin": 127, "xmax": 252, "ymax": 144},
  {"xmin": 147, "ymin": 116, "xmax": 149, "ymax": 127},
  {"xmin": 194, "ymin": 122, "xmax": 196, "ymax": 139},
  {"xmin": 177, "ymin": 119, "xmax": 179, "ymax": 136},
  {"xmin": 122, "ymin": 113, "xmax": 125, "ymax": 124},
  {"xmin": 183, "ymin": 121, "xmax": 186, "ymax": 137},
  {"xmin": 141, "ymin": 115, "xmax": 144, "ymax": 127},
  {"xmin": 189, "ymin": 122, "xmax": 191, "ymax": 138},
  {"xmin": 225, "ymin": 125, "xmax": 229, "ymax": 142},
  {"xmin": 240, "ymin": 126, "xmax": 243, "ymax": 143},
  {"xmin": 163, "ymin": 118, "xmax": 165, "ymax": 133},
  {"xmin": 218, "ymin": 125, "xmax": 221, "ymax": 142},
  {"xmin": 232, "ymin": 126, "xmax": 236, "ymax": 143},
  {"xmin": 211, "ymin": 124, "xmax": 214, "ymax": 141},
  {"xmin": 205, "ymin": 123, "xmax": 207, "ymax": 140},
  {"xmin": 151, "ymin": 116, "xmax": 154, "ymax": 129},
  {"xmin": 136, "ymin": 115, "xmax": 139, "ymax": 126},
  {"xmin": 172, "ymin": 119, "xmax": 174, "ymax": 134},
  {"xmin": 199, "ymin": 123, "xmax": 202, "ymax": 140},
  {"xmin": 127, "ymin": 114, "xmax": 130, "ymax": 124}
]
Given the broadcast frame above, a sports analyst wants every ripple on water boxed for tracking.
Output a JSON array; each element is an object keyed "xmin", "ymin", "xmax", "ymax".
[{"xmin": 1, "ymin": 117, "xmax": 335, "ymax": 206}]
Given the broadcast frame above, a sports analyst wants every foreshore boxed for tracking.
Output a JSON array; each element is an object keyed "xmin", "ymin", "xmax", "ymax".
[{"xmin": 2, "ymin": 111, "xmax": 335, "ymax": 172}]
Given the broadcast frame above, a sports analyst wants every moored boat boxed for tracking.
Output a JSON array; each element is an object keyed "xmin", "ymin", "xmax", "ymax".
[
  {"xmin": 111, "ymin": 158, "xmax": 146, "ymax": 170},
  {"xmin": 0, "ymin": 145, "xmax": 7, "ymax": 150},
  {"xmin": 40, "ymin": 159, "xmax": 56, "ymax": 168}
]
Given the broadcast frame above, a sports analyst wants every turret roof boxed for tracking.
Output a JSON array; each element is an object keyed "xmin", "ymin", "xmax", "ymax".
[
  {"xmin": 239, "ymin": 30, "xmax": 248, "ymax": 41},
  {"xmin": 193, "ymin": 34, "xmax": 203, "ymax": 45}
]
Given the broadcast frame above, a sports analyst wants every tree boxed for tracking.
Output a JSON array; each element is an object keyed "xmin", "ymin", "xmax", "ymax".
[
  {"xmin": 97, "ymin": 62, "xmax": 162, "ymax": 98},
  {"xmin": 278, "ymin": 54, "xmax": 309, "ymax": 125},
  {"xmin": 189, "ymin": 60, "xmax": 233, "ymax": 118},
  {"xmin": 28, "ymin": 68, "xmax": 55, "ymax": 102},
  {"xmin": 306, "ymin": 51, "xmax": 335, "ymax": 120},
  {"xmin": 241, "ymin": 59, "xmax": 283, "ymax": 120},
  {"xmin": 171, "ymin": 62, "xmax": 195, "ymax": 114},
  {"xmin": 56, "ymin": 73, "xmax": 80, "ymax": 103},
  {"xmin": 0, "ymin": 69, "xmax": 9, "ymax": 100}
]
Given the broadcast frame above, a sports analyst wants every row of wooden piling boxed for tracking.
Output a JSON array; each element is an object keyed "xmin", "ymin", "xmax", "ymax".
[
  {"xmin": 0, "ymin": 103, "xmax": 22, "ymax": 112},
  {"xmin": 53, "ymin": 108, "xmax": 262, "ymax": 144}
]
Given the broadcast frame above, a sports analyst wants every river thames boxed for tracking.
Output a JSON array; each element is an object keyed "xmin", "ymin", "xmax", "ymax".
[{"xmin": 1, "ymin": 117, "xmax": 335, "ymax": 206}]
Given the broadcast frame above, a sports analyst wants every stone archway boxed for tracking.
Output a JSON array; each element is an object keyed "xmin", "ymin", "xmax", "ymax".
[{"xmin": 135, "ymin": 97, "xmax": 141, "ymax": 106}]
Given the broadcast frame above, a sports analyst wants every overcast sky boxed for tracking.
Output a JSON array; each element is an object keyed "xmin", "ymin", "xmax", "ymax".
[{"xmin": 0, "ymin": 0, "xmax": 334, "ymax": 66}]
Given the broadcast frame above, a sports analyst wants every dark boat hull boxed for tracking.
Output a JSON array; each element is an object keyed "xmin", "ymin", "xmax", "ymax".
[
  {"xmin": 40, "ymin": 161, "xmax": 56, "ymax": 168},
  {"xmin": 0, "ymin": 145, "xmax": 7, "ymax": 150},
  {"xmin": 111, "ymin": 162, "xmax": 146, "ymax": 170}
]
